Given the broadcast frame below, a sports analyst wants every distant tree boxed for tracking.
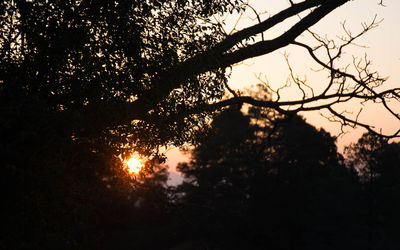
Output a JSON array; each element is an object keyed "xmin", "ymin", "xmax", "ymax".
[
  {"xmin": 176, "ymin": 107, "xmax": 362, "ymax": 249},
  {"xmin": 345, "ymin": 133, "xmax": 388, "ymax": 181},
  {"xmin": 345, "ymin": 133, "xmax": 400, "ymax": 182},
  {"xmin": 345, "ymin": 133, "xmax": 400, "ymax": 249}
]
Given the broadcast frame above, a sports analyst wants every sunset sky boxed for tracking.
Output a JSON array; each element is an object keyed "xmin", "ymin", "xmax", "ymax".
[
  {"xmin": 166, "ymin": 0, "xmax": 400, "ymax": 183},
  {"xmin": 228, "ymin": 0, "xmax": 400, "ymax": 146}
]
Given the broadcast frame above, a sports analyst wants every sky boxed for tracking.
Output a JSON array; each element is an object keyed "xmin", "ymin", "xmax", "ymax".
[{"xmin": 165, "ymin": 0, "xmax": 400, "ymax": 184}]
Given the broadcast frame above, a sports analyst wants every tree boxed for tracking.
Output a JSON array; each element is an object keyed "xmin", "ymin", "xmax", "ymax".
[
  {"xmin": 345, "ymin": 133, "xmax": 400, "ymax": 249},
  {"xmin": 1, "ymin": 0, "xmax": 399, "ymax": 158},
  {"xmin": 345, "ymin": 133, "xmax": 389, "ymax": 181},
  {"xmin": 0, "ymin": 1, "xmax": 234, "ymax": 246},
  {"xmin": 175, "ymin": 107, "xmax": 365, "ymax": 249}
]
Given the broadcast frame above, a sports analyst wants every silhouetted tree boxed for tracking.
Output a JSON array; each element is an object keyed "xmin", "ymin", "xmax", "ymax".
[
  {"xmin": 1, "ymin": 0, "xmax": 398, "ymax": 158},
  {"xmin": 345, "ymin": 133, "xmax": 400, "ymax": 249},
  {"xmin": 176, "ymin": 107, "xmax": 362, "ymax": 249}
]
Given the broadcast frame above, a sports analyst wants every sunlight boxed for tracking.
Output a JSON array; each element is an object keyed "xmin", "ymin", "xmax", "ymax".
[{"xmin": 126, "ymin": 156, "xmax": 143, "ymax": 174}]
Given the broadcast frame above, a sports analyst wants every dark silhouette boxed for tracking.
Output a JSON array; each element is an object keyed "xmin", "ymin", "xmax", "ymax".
[
  {"xmin": 1, "ymin": 1, "xmax": 397, "ymax": 158},
  {"xmin": 175, "ymin": 107, "xmax": 365, "ymax": 250},
  {"xmin": 1, "ymin": 1, "xmax": 399, "ymax": 249},
  {"xmin": 346, "ymin": 134, "xmax": 400, "ymax": 249}
]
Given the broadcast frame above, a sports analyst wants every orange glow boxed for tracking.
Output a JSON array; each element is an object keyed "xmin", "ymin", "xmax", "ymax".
[{"xmin": 126, "ymin": 156, "xmax": 143, "ymax": 174}]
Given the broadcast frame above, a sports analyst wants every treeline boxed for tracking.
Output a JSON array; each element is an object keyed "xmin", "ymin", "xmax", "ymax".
[
  {"xmin": 171, "ymin": 108, "xmax": 400, "ymax": 250},
  {"xmin": 3, "ymin": 107, "xmax": 400, "ymax": 250}
]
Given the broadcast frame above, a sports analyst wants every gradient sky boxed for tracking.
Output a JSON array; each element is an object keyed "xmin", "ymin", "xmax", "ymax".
[
  {"xmin": 166, "ymin": 0, "xmax": 400, "ymax": 184},
  {"xmin": 228, "ymin": 0, "xmax": 400, "ymax": 147}
]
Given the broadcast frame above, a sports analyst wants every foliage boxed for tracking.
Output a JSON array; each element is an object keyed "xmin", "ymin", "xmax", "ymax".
[
  {"xmin": 175, "ymin": 107, "xmax": 365, "ymax": 249},
  {"xmin": 3, "ymin": 0, "xmax": 398, "ymax": 158},
  {"xmin": 1, "ymin": 1, "xmax": 239, "ymax": 247},
  {"xmin": 345, "ymin": 133, "xmax": 400, "ymax": 249},
  {"xmin": 345, "ymin": 133, "xmax": 400, "ymax": 181},
  {"xmin": 0, "ymin": 0, "xmax": 246, "ymax": 153}
]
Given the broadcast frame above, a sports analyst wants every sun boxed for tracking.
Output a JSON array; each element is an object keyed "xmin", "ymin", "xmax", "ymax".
[{"xmin": 126, "ymin": 156, "xmax": 143, "ymax": 174}]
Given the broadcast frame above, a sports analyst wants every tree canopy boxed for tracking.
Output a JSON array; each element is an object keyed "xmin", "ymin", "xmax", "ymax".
[
  {"xmin": 174, "ymin": 109, "xmax": 400, "ymax": 249},
  {"xmin": 175, "ymin": 107, "xmax": 364, "ymax": 249},
  {"xmin": 2, "ymin": 0, "xmax": 399, "ymax": 158}
]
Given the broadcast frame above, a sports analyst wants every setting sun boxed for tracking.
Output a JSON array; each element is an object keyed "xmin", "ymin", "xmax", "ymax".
[{"xmin": 126, "ymin": 156, "xmax": 143, "ymax": 174}]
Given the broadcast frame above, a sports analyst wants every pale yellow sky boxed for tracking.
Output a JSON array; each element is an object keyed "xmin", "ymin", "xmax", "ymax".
[{"xmin": 166, "ymin": 0, "xmax": 400, "ymax": 184}]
